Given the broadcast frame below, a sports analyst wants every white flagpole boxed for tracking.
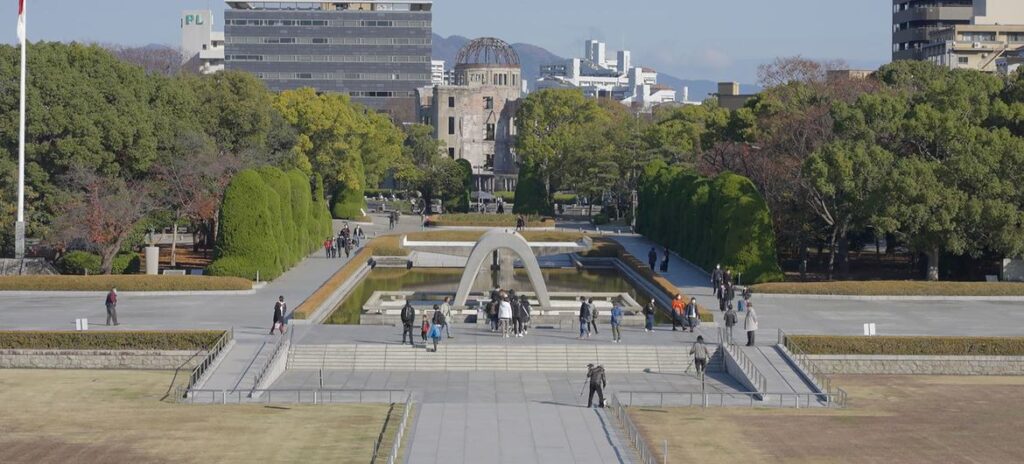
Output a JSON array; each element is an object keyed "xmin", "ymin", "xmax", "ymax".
[{"xmin": 15, "ymin": 0, "xmax": 26, "ymax": 259}]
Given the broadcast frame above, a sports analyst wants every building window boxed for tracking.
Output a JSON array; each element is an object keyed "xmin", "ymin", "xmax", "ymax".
[
  {"xmin": 448, "ymin": 117, "xmax": 455, "ymax": 135},
  {"xmin": 485, "ymin": 124, "xmax": 495, "ymax": 141},
  {"xmin": 1010, "ymin": 33, "xmax": 1024, "ymax": 43},
  {"xmin": 448, "ymin": 147, "xmax": 455, "ymax": 158},
  {"xmin": 958, "ymin": 56, "xmax": 969, "ymax": 65},
  {"xmin": 448, "ymin": 96, "xmax": 455, "ymax": 108},
  {"xmin": 483, "ymin": 96, "xmax": 494, "ymax": 109},
  {"xmin": 962, "ymin": 32, "xmax": 996, "ymax": 42},
  {"xmin": 485, "ymin": 154, "xmax": 494, "ymax": 169}
]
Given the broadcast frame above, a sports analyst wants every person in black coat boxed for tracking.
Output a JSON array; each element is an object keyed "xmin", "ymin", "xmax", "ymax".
[
  {"xmin": 270, "ymin": 295, "xmax": 287, "ymax": 335},
  {"xmin": 647, "ymin": 247, "xmax": 657, "ymax": 270},
  {"xmin": 400, "ymin": 299, "xmax": 416, "ymax": 346},
  {"xmin": 586, "ymin": 364, "xmax": 607, "ymax": 408},
  {"xmin": 660, "ymin": 247, "xmax": 670, "ymax": 272}
]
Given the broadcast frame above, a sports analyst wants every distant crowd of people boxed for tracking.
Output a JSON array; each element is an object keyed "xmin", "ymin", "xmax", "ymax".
[{"xmin": 324, "ymin": 223, "xmax": 363, "ymax": 259}]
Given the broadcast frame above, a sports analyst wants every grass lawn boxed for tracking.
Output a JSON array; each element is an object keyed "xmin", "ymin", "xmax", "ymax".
[
  {"xmin": 751, "ymin": 281, "xmax": 1024, "ymax": 296},
  {"xmin": 0, "ymin": 370, "xmax": 391, "ymax": 464},
  {"xmin": 629, "ymin": 375, "xmax": 1024, "ymax": 464}
]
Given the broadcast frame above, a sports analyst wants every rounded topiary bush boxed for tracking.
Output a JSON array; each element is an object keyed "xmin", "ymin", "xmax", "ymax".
[
  {"xmin": 211, "ymin": 169, "xmax": 283, "ymax": 280},
  {"xmin": 331, "ymin": 182, "xmax": 365, "ymax": 220},
  {"xmin": 57, "ymin": 251, "xmax": 141, "ymax": 275},
  {"xmin": 513, "ymin": 162, "xmax": 551, "ymax": 215}
]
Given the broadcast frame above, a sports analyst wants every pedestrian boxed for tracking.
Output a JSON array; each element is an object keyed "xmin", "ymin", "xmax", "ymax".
[
  {"xmin": 497, "ymin": 201, "xmax": 505, "ymax": 214},
  {"xmin": 511, "ymin": 294, "xmax": 525, "ymax": 337},
  {"xmin": 519, "ymin": 295, "xmax": 532, "ymax": 335},
  {"xmin": 335, "ymin": 234, "xmax": 344, "ymax": 259},
  {"xmin": 610, "ymin": 303, "xmax": 623, "ymax": 343},
  {"xmin": 430, "ymin": 305, "xmax": 445, "ymax": 352},
  {"xmin": 690, "ymin": 335, "xmax": 709, "ymax": 375},
  {"xmin": 744, "ymin": 303, "xmax": 759, "ymax": 346},
  {"xmin": 725, "ymin": 282, "xmax": 736, "ymax": 307},
  {"xmin": 647, "ymin": 247, "xmax": 657, "ymax": 270},
  {"xmin": 642, "ymin": 299, "xmax": 655, "ymax": 332},
  {"xmin": 586, "ymin": 363, "xmax": 607, "ymax": 408},
  {"xmin": 737, "ymin": 295, "xmax": 747, "ymax": 313},
  {"xmin": 344, "ymin": 237, "xmax": 353, "ymax": 258},
  {"xmin": 724, "ymin": 303, "xmax": 738, "ymax": 345},
  {"xmin": 487, "ymin": 299, "xmax": 499, "ymax": 332},
  {"xmin": 440, "ymin": 296, "xmax": 455, "ymax": 339},
  {"xmin": 270, "ymin": 295, "xmax": 287, "ymax": 335},
  {"xmin": 660, "ymin": 247, "xmax": 670, "ymax": 272},
  {"xmin": 400, "ymin": 299, "xmax": 416, "ymax": 346},
  {"xmin": 587, "ymin": 298, "xmax": 600, "ymax": 335},
  {"xmin": 671, "ymin": 294, "xmax": 684, "ymax": 331},
  {"xmin": 498, "ymin": 295, "xmax": 513, "ymax": 338},
  {"xmin": 420, "ymin": 312, "xmax": 430, "ymax": 343},
  {"xmin": 711, "ymin": 264, "xmax": 723, "ymax": 292},
  {"xmin": 388, "ymin": 211, "xmax": 395, "ymax": 230},
  {"xmin": 105, "ymin": 288, "xmax": 119, "ymax": 326},
  {"xmin": 684, "ymin": 297, "xmax": 699, "ymax": 333},
  {"xmin": 578, "ymin": 296, "xmax": 591, "ymax": 339},
  {"xmin": 324, "ymin": 238, "xmax": 333, "ymax": 258},
  {"xmin": 718, "ymin": 284, "xmax": 728, "ymax": 312}
]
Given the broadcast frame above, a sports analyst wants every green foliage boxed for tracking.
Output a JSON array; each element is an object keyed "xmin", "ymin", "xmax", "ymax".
[
  {"xmin": 494, "ymin": 191, "xmax": 516, "ymax": 203},
  {"xmin": 0, "ymin": 330, "xmax": 225, "ymax": 350},
  {"xmin": 331, "ymin": 181, "xmax": 366, "ymax": 220},
  {"xmin": 424, "ymin": 214, "xmax": 553, "ymax": 227},
  {"xmin": 752, "ymin": 281, "xmax": 1024, "ymax": 296},
  {"xmin": 788, "ymin": 335, "xmax": 1024, "ymax": 356},
  {"xmin": 513, "ymin": 161, "xmax": 552, "ymax": 215},
  {"xmin": 56, "ymin": 251, "xmax": 140, "ymax": 275},
  {"xmin": 444, "ymin": 159, "xmax": 472, "ymax": 213},
  {"xmin": 637, "ymin": 161, "xmax": 782, "ymax": 283},
  {"xmin": 0, "ymin": 275, "xmax": 252, "ymax": 291}
]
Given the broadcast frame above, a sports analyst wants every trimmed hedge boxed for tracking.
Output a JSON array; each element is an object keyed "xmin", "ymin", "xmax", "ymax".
[
  {"xmin": 0, "ymin": 275, "xmax": 252, "ymax": 291},
  {"xmin": 424, "ymin": 214, "xmax": 554, "ymax": 228},
  {"xmin": 443, "ymin": 159, "xmax": 472, "ymax": 214},
  {"xmin": 788, "ymin": 335, "xmax": 1024, "ymax": 356},
  {"xmin": 57, "ymin": 251, "xmax": 141, "ymax": 275},
  {"xmin": 0, "ymin": 330, "xmax": 225, "ymax": 350},
  {"xmin": 752, "ymin": 281, "xmax": 1024, "ymax": 296},
  {"xmin": 331, "ymin": 181, "xmax": 366, "ymax": 220},
  {"xmin": 209, "ymin": 168, "xmax": 331, "ymax": 281},
  {"xmin": 637, "ymin": 161, "xmax": 783, "ymax": 284},
  {"xmin": 513, "ymin": 162, "xmax": 552, "ymax": 215}
]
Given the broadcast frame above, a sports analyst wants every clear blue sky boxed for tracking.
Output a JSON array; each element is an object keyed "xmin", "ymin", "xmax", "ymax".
[{"xmin": 11, "ymin": 0, "xmax": 892, "ymax": 83}]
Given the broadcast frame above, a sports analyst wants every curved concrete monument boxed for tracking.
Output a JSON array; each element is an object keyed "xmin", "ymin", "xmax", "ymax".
[{"xmin": 453, "ymin": 230, "xmax": 551, "ymax": 308}]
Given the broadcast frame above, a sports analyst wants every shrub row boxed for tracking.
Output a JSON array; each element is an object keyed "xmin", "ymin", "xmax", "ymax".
[
  {"xmin": 331, "ymin": 181, "xmax": 366, "ymax": 220},
  {"xmin": 0, "ymin": 275, "xmax": 253, "ymax": 292},
  {"xmin": 636, "ymin": 160, "xmax": 783, "ymax": 284},
  {"xmin": 602, "ymin": 239, "xmax": 713, "ymax": 322},
  {"xmin": 208, "ymin": 168, "xmax": 332, "ymax": 281},
  {"xmin": 788, "ymin": 335, "xmax": 1024, "ymax": 356},
  {"xmin": 752, "ymin": 281, "xmax": 1024, "ymax": 296},
  {"xmin": 424, "ymin": 214, "xmax": 554, "ymax": 228},
  {"xmin": 0, "ymin": 330, "xmax": 225, "ymax": 350},
  {"xmin": 56, "ymin": 251, "xmax": 141, "ymax": 275}
]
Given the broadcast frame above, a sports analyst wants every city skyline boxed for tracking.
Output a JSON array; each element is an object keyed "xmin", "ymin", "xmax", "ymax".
[{"xmin": 11, "ymin": 0, "xmax": 892, "ymax": 83}]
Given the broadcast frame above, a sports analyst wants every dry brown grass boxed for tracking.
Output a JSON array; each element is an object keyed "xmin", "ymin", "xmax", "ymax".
[
  {"xmin": 752, "ymin": 280, "xmax": 1024, "ymax": 296},
  {"xmin": 629, "ymin": 375, "xmax": 1024, "ymax": 464},
  {"xmin": 0, "ymin": 275, "xmax": 252, "ymax": 292},
  {"xmin": 0, "ymin": 369, "xmax": 390, "ymax": 464}
]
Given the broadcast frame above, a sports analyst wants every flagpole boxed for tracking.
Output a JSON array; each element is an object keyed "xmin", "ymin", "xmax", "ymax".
[{"xmin": 15, "ymin": 0, "xmax": 26, "ymax": 259}]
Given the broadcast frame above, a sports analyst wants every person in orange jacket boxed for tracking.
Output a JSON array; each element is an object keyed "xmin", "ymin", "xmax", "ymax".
[{"xmin": 671, "ymin": 294, "xmax": 685, "ymax": 331}]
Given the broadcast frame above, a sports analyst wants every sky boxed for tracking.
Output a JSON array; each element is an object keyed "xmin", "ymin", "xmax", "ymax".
[{"xmin": 9, "ymin": 0, "xmax": 894, "ymax": 83}]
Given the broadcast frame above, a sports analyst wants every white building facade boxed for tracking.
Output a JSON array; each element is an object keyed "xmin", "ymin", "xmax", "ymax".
[{"xmin": 181, "ymin": 10, "xmax": 224, "ymax": 74}]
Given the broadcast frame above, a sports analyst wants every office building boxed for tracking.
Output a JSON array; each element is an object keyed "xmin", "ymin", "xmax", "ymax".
[
  {"xmin": 431, "ymin": 60, "xmax": 446, "ymax": 85},
  {"xmin": 892, "ymin": 0, "xmax": 973, "ymax": 61},
  {"xmin": 713, "ymin": 82, "xmax": 756, "ymax": 111},
  {"xmin": 899, "ymin": 0, "xmax": 1024, "ymax": 71},
  {"xmin": 422, "ymin": 37, "xmax": 522, "ymax": 192},
  {"xmin": 181, "ymin": 10, "xmax": 225, "ymax": 74},
  {"xmin": 223, "ymin": 1, "xmax": 432, "ymax": 112}
]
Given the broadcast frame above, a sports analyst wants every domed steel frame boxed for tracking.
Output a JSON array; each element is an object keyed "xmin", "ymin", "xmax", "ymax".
[{"xmin": 455, "ymin": 37, "xmax": 520, "ymax": 66}]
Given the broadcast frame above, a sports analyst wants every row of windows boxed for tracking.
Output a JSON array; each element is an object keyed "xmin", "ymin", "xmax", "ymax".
[
  {"xmin": 226, "ymin": 36, "xmax": 431, "ymax": 46},
  {"xmin": 256, "ymin": 72, "xmax": 428, "ymax": 81},
  {"xmin": 227, "ymin": 19, "xmax": 430, "ymax": 28},
  {"xmin": 228, "ymin": 54, "xmax": 429, "ymax": 63},
  {"xmin": 349, "ymin": 91, "xmax": 417, "ymax": 98},
  {"xmin": 446, "ymin": 116, "xmax": 497, "ymax": 141}
]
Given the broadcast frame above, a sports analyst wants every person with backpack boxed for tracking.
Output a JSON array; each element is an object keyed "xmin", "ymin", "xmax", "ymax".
[
  {"xmin": 642, "ymin": 299, "xmax": 655, "ymax": 333},
  {"xmin": 586, "ymin": 363, "xmax": 607, "ymax": 408},
  {"xmin": 610, "ymin": 303, "xmax": 623, "ymax": 343},
  {"xmin": 270, "ymin": 295, "xmax": 287, "ymax": 335},
  {"xmin": 578, "ymin": 296, "xmax": 591, "ymax": 339},
  {"xmin": 487, "ymin": 299, "xmax": 499, "ymax": 332},
  {"xmin": 690, "ymin": 335, "xmax": 709, "ymax": 375},
  {"xmin": 724, "ymin": 303, "xmax": 738, "ymax": 345},
  {"xmin": 684, "ymin": 297, "xmax": 699, "ymax": 333},
  {"xmin": 498, "ymin": 294, "xmax": 513, "ymax": 338},
  {"xmin": 400, "ymin": 299, "xmax": 416, "ymax": 346},
  {"xmin": 429, "ymin": 305, "xmax": 445, "ymax": 352}
]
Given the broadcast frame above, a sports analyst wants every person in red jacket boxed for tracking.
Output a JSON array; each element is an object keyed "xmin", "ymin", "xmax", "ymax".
[{"xmin": 105, "ymin": 288, "xmax": 119, "ymax": 326}]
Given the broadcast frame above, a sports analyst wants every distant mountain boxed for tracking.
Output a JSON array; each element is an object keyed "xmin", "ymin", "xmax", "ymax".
[{"xmin": 432, "ymin": 34, "xmax": 759, "ymax": 101}]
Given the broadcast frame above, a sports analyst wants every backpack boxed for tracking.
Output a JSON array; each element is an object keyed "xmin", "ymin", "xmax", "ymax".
[
  {"xmin": 432, "ymin": 310, "xmax": 446, "ymax": 326},
  {"xmin": 725, "ymin": 311, "xmax": 737, "ymax": 326}
]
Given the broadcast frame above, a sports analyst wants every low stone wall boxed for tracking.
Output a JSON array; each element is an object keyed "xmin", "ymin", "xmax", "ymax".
[
  {"xmin": 806, "ymin": 354, "xmax": 1024, "ymax": 376},
  {"xmin": 0, "ymin": 349, "xmax": 206, "ymax": 370}
]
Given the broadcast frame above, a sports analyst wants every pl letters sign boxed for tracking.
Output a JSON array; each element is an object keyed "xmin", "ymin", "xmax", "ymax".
[{"xmin": 183, "ymin": 14, "xmax": 205, "ymax": 27}]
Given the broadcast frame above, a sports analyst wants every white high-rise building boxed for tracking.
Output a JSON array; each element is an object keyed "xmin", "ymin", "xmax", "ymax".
[
  {"xmin": 181, "ymin": 10, "xmax": 224, "ymax": 74},
  {"xmin": 431, "ymin": 60, "xmax": 447, "ymax": 86}
]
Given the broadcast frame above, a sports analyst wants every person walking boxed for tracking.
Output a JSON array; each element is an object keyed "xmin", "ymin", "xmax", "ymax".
[
  {"xmin": 684, "ymin": 297, "xmax": 699, "ymax": 333},
  {"xmin": 388, "ymin": 211, "xmax": 396, "ymax": 230},
  {"xmin": 400, "ymin": 299, "xmax": 416, "ymax": 346},
  {"xmin": 724, "ymin": 303, "xmax": 738, "ymax": 345},
  {"xmin": 671, "ymin": 294, "xmax": 685, "ymax": 331},
  {"xmin": 587, "ymin": 298, "xmax": 600, "ymax": 335},
  {"xmin": 519, "ymin": 295, "xmax": 532, "ymax": 336},
  {"xmin": 660, "ymin": 247, "xmax": 670, "ymax": 272},
  {"xmin": 105, "ymin": 288, "xmax": 119, "ymax": 326},
  {"xmin": 610, "ymin": 303, "xmax": 623, "ymax": 343},
  {"xmin": 586, "ymin": 363, "xmax": 607, "ymax": 408},
  {"xmin": 744, "ymin": 303, "xmax": 759, "ymax": 346},
  {"xmin": 430, "ymin": 305, "xmax": 445, "ymax": 352},
  {"xmin": 420, "ymin": 312, "xmax": 430, "ymax": 343},
  {"xmin": 440, "ymin": 296, "xmax": 455, "ymax": 339},
  {"xmin": 711, "ymin": 264, "xmax": 723, "ymax": 292},
  {"xmin": 487, "ymin": 299, "xmax": 499, "ymax": 332},
  {"xmin": 690, "ymin": 335, "xmax": 709, "ymax": 376},
  {"xmin": 642, "ymin": 299, "xmax": 655, "ymax": 333},
  {"xmin": 578, "ymin": 296, "xmax": 591, "ymax": 339},
  {"xmin": 647, "ymin": 247, "xmax": 657, "ymax": 270},
  {"xmin": 717, "ymin": 283, "xmax": 728, "ymax": 312},
  {"xmin": 512, "ymin": 295, "xmax": 526, "ymax": 337},
  {"xmin": 335, "ymin": 234, "xmax": 344, "ymax": 259},
  {"xmin": 324, "ymin": 238, "xmax": 333, "ymax": 258},
  {"xmin": 270, "ymin": 295, "xmax": 287, "ymax": 335},
  {"xmin": 498, "ymin": 295, "xmax": 513, "ymax": 338}
]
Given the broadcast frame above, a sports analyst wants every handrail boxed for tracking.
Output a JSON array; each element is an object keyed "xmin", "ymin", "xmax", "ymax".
[
  {"xmin": 608, "ymin": 393, "xmax": 658, "ymax": 464},
  {"xmin": 188, "ymin": 328, "xmax": 234, "ymax": 390},
  {"xmin": 182, "ymin": 388, "xmax": 407, "ymax": 405},
  {"xmin": 778, "ymin": 329, "xmax": 849, "ymax": 408},
  {"xmin": 616, "ymin": 390, "xmax": 844, "ymax": 409},
  {"xmin": 251, "ymin": 329, "xmax": 291, "ymax": 393},
  {"xmin": 717, "ymin": 330, "xmax": 768, "ymax": 394},
  {"xmin": 386, "ymin": 393, "xmax": 414, "ymax": 464}
]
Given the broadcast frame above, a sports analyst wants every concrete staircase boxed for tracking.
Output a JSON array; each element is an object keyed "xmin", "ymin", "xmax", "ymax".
[{"xmin": 287, "ymin": 343, "xmax": 723, "ymax": 373}]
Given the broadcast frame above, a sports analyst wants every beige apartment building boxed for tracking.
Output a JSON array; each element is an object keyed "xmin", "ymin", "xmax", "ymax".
[
  {"xmin": 896, "ymin": 0, "xmax": 1024, "ymax": 72},
  {"xmin": 922, "ymin": 23, "xmax": 1024, "ymax": 71}
]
